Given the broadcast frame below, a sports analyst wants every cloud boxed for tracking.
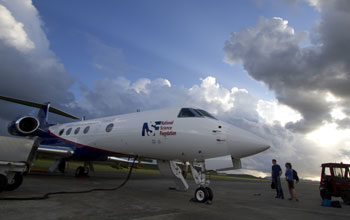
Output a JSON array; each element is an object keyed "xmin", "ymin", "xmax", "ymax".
[
  {"xmin": 0, "ymin": 4, "xmax": 34, "ymax": 52},
  {"xmin": 79, "ymin": 76, "xmax": 260, "ymax": 122},
  {"xmin": 224, "ymin": 0, "xmax": 350, "ymax": 133},
  {"xmin": 0, "ymin": 0, "xmax": 76, "ymax": 123},
  {"xmin": 257, "ymin": 100, "xmax": 302, "ymax": 126},
  {"xmin": 79, "ymin": 76, "xmax": 179, "ymax": 117}
]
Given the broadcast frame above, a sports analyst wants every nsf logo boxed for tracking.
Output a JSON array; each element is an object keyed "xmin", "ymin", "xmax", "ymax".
[
  {"xmin": 142, "ymin": 121, "xmax": 161, "ymax": 136},
  {"xmin": 142, "ymin": 120, "xmax": 176, "ymax": 137}
]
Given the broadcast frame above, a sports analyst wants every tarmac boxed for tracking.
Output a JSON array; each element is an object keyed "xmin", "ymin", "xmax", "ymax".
[{"xmin": 1, "ymin": 171, "xmax": 350, "ymax": 220}]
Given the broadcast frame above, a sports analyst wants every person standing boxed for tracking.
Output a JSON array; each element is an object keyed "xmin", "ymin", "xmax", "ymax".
[
  {"xmin": 271, "ymin": 159, "xmax": 284, "ymax": 199},
  {"xmin": 285, "ymin": 162, "xmax": 298, "ymax": 201}
]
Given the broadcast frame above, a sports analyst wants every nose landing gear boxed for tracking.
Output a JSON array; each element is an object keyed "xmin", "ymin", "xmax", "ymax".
[
  {"xmin": 158, "ymin": 160, "xmax": 214, "ymax": 203},
  {"xmin": 190, "ymin": 162, "xmax": 213, "ymax": 204}
]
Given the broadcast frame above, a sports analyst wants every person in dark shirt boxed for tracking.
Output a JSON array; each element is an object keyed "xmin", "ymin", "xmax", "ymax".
[{"xmin": 271, "ymin": 159, "xmax": 284, "ymax": 199}]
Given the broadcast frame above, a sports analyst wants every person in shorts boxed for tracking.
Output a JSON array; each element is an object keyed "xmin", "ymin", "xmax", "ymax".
[{"xmin": 285, "ymin": 162, "xmax": 298, "ymax": 201}]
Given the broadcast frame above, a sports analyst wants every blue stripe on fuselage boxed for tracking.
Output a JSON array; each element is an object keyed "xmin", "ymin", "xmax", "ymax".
[{"xmin": 38, "ymin": 130, "xmax": 125, "ymax": 161}]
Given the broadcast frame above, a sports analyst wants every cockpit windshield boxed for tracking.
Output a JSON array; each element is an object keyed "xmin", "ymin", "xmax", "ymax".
[
  {"xmin": 177, "ymin": 108, "xmax": 217, "ymax": 119},
  {"xmin": 177, "ymin": 108, "xmax": 197, "ymax": 117},
  {"xmin": 195, "ymin": 109, "xmax": 217, "ymax": 119}
]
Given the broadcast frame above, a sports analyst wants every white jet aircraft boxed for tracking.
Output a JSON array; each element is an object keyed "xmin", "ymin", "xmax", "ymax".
[{"xmin": 0, "ymin": 95, "xmax": 269, "ymax": 203}]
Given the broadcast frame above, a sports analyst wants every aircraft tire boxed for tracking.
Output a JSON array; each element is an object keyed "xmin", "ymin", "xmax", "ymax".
[
  {"xmin": 206, "ymin": 187, "xmax": 213, "ymax": 201},
  {"xmin": 5, "ymin": 173, "xmax": 23, "ymax": 191},
  {"xmin": 0, "ymin": 174, "xmax": 8, "ymax": 193},
  {"xmin": 58, "ymin": 160, "xmax": 66, "ymax": 173},
  {"xmin": 341, "ymin": 190, "xmax": 350, "ymax": 205},
  {"xmin": 195, "ymin": 187, "xmax": 210, "ymax": 203},
  {"xmin": 75, "ymin": 166, "xmax": 89, "ymax": 177},
  {"xmin": 75, "ymin": 166, "xmax": 84, "ymax": 177}
]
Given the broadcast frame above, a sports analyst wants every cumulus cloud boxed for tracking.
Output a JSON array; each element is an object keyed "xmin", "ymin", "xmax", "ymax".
[
  {"xmin": 79, "ymin": 76, "xmax": 260, "ymax": 122},
  {"xmin": 257, "ymin": 100, "xmax": 302, "ymax": 126},
  {"xmin": 0, "ymin": 0, "xmax": 76, "ymax": 123},
  {"xmin": 0, "ymin": 4, "xmax": 34, "ymax": 52},
  {"xmin": 79, "ymin": 76, "xmax": 180, "ymax": 117},
  {"xmin": 224, "ymin": 0, "xmax": 350, "ymax": 133}
]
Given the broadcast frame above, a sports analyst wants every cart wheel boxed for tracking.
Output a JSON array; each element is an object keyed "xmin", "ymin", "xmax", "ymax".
[
  {"xmin": 341, "ymin": 191, "xmax": 350, "ymax": 205},
  {"xmin": 0, "ymin": 174, "xmax": 8, "ymax": 193},
  {"xmin": 320, "ymin": 188, "xmax": 331, "ymax": 200},
  {"xmin": 5, "ymin": 173, "xmax": 23, "ymax": 191}
]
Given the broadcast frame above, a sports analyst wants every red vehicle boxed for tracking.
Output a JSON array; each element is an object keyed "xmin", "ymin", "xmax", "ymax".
[{"xmin": 320, "ymin": 163, "xmax": 350, "ymax": 205}]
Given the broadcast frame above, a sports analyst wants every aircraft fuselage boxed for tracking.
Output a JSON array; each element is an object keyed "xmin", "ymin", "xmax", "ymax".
[{"xmin": 47, "ymin": 108, "xmax": 269, "ymax": 162}]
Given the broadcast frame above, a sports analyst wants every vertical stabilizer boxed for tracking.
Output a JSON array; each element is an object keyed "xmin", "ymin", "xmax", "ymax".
[{"xmin": 37, "ymin": 102, "xmax": 51, "ymax": 129}]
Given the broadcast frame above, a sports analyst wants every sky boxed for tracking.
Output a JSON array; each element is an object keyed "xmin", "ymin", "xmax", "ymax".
[{"xmin": 0, "ymin": 0, "xmax": 349, "ymax": 180}]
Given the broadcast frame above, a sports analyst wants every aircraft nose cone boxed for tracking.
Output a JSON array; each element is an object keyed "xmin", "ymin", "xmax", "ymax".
[{"xmin": 225, "ymin": 125, "xmax": 270, "ymax": 158}]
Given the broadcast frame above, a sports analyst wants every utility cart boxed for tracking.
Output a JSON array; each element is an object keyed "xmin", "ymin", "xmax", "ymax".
[
  {"xmin": 0, "ymin": 136, "xmax": 38, "ymax": 193},
  {"xmin": 320, "ymin": 163, "xmax": 350, "ymax": 205}
]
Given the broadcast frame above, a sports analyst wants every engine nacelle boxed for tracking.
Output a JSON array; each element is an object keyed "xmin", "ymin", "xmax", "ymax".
[{"xmin": 8, "ymin": 116, "xmax": 40, "ymax": 136}]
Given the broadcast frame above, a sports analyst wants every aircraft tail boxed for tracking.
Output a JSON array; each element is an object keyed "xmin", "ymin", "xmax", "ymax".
[
  {"xmin": 1, "ymin": 95, "xmax": 79, "ymax": 136},
  {"xmin": 37, "ymin": 102, "xmax": 51, "ymax": 129}
]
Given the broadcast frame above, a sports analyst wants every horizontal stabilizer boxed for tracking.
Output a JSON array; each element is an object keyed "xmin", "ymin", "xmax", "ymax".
[{"xmin": 0, "ymin": 95, "xmax": 79, "ymax": 120}]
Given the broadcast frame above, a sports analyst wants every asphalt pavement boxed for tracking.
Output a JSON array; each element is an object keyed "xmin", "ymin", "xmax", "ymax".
[{"xmin": 1, "ymin": 171, "xmax": 349, "ymax": 220}]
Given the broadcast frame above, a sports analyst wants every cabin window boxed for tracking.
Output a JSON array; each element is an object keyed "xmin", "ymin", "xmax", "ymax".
[
  {"xmin": 83, "ymin": 126, "xmax": 90, "ymax": 134},
  {"xmin": 106, "ymin": 123, "xmax": 114, "ymax": 132},
  {"xmin": 74, "ymin": 127, "xmax": 80, "ymax": 135},
  {"xmin": 59, "ymin": 129, "xmax": 64, "ymax": 136},
  {"xmin": 66, "ymin": 128, "xmax": 72, "ymax": 135}
]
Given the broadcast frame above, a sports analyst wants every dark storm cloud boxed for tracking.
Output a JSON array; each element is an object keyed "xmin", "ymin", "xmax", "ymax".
[{"xmin": 224, "ymin": 0, "xmax": 350, "ymax": 133}]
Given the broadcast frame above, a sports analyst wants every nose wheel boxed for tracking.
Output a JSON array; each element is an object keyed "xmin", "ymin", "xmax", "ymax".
[
  {"xmin": 194, "ymin": 187, "xmax": 213, "ymax": 203},
  {"xmin": 189, "ymin": 162, "xmax": 213, "ymax": 204}
]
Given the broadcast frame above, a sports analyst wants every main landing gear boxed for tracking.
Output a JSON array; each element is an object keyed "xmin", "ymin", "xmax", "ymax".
[
  {"xmin": 75, "ymin": 161, "xmax": 94, "ymax": 177},
  {"xmin": 48, "ymin": 159, "xmax": 94, "ymax": 177}
]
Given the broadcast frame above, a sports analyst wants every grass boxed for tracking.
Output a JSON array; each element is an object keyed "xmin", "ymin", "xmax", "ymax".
[
  {"xmin": 31, "ymin": 158, "xmax": 161, "ymax": 175},
  {"xmin": 209, "ymin": 174, "xmax": 268, "ymax": 182},
  {"xmin": 31, "ymin": 158, "xmax": 267, "ymax": 181}
]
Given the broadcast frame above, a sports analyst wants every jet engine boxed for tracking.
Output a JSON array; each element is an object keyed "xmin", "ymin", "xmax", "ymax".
[{"xmin": 8, "ymin": 116, "xmax": 40, "ymax": 136}]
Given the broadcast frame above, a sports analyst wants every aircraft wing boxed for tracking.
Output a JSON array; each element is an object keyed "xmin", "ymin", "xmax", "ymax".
[
  {"xmin": 37, "ymin": 146, "xmax": 156, "ymax": 165},
  {"xmin": 0, "ymin": 95, "xmax": 80, "ymax": 120}
]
